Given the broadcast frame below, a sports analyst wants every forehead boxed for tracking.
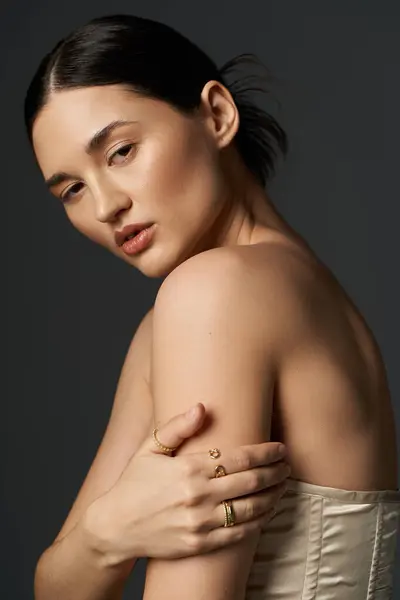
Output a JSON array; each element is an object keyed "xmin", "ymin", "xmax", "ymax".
[{"xmin": 32, "ymin": 86, "xmax": 177, "ymax": 172}]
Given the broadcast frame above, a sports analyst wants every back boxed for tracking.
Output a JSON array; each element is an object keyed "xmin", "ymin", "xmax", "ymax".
[{"xmin": 241, "ymin": 236, "xmax": 398, "ymax": 491}]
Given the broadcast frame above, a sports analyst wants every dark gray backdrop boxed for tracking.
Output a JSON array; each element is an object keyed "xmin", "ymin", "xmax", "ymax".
[{"xmin": 3, "ymin": 1, "xmax": 400, "ymax": 598}]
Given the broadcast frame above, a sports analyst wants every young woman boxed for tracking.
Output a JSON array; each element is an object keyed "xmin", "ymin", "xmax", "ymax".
[{"xmin": 26, "ymin": 14, "xmax": 400, "ymax": 600}]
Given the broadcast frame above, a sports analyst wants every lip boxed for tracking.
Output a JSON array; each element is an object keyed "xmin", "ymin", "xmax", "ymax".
[
  {"xmin": 114, "ymin": 222, "xmax": 154, "ymax": 247},
  {"xmin": 121, "ymin": 224, "xmax": 156, "ymax": 256}
]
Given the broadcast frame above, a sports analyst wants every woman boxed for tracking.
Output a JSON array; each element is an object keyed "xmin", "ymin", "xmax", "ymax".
[{"xmin": 26, "ymin": 13, "xmax": 400, "ymax": 600}]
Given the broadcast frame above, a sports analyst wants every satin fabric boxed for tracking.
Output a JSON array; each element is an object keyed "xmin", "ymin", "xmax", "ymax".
[{"xmin": 245, "ymin": 478, "xmax": 400, "ymax": 599}]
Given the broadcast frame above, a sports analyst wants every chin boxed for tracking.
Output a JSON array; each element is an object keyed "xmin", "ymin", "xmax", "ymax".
[
  {"xmin": 116, "ymin": 248, "xmax": 178, "ymax": 279},
  {"xmin": 110, "ymin": 230, "xmax": 197, "ymax": 278}
]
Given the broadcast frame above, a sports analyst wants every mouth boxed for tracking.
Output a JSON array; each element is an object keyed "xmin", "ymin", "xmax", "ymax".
[
  {"xmin": 119, "ymin": 223, "xmax": 156, "ymax": 256},
  {"xmin": 125, "ymin": 230, "xmax": 141, "ymax": 241},
  {"xmin": 115, "ymin": 222, "xmax": 154, "ymax": 247}
]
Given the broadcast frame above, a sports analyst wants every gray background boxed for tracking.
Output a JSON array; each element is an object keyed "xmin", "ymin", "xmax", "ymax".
[{"xmin": 3, "ymin": 1, "xmax": 399, "ymax": 598}]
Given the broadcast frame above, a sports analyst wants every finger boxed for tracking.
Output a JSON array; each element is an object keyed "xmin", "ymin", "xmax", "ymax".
[
  {"xmin": 210, "ymin": 462, "xmax": 291, "ymax": 503},
  {"xmin": 191, "ymin": 509, "xmax": 274, "ymax": 556},
  {"xmin": 210, "ymin": 481, "xmax": 287, "ymax": 530},
  {"xmin": 203, "ymin": 442, "xmax": 287, "ymax": 479},
  {"xmin": 142, "ymin": 403, "xmax": 206, "ymax": 455}
]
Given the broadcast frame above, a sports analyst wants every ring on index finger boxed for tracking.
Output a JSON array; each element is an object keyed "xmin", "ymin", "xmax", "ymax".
[{"xmin": 153, "ymin": 428, "xmax": 178, "ymax": 455}]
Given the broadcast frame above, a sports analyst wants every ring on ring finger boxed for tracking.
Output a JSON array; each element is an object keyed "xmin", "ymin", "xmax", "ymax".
[{"xmin": 208, "ymin": 448, "xmax": 236, "ymax": 528}]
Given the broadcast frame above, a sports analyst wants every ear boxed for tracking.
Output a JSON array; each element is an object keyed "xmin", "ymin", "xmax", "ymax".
[{"xmin": 199, "ymin": 80, "xmax": 240, "ymax": 149}]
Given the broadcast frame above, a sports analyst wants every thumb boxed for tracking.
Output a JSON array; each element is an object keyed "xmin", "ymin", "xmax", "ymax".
[{"xmin": 143, "ymin": 403, "xmax": 206, "ymax": 456}]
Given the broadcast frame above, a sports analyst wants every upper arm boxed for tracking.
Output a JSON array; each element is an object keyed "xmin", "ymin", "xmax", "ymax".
[
  {"xmin": 54, "ymin": 307, "xmax": 154, "ymax": 544},
  {"xmin": 144, "ymin": 251, "xmax": 277, "ymax": 600}
]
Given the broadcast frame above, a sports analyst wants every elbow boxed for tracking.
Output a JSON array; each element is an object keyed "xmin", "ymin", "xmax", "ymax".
[{"xmin": 34, "ymin": 550, "xmax": 48, "ymax": 599}]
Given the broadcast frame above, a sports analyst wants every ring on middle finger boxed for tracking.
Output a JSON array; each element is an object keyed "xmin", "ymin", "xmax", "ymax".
[
  {"xmin": 208, "ymin": 448, "xmax": 227, "ymax": 478},
  {"xmin": 215, "ymin": 465, "xmax": 226, "ymax": 477}
]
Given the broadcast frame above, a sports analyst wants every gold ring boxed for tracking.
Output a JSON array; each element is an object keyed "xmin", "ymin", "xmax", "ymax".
[
  {"xmin": 215, "ymin": 465, "xmax": 226, "ymax": 477},
  {"xmin": 152, "ymin": 428, "xmax": 178, "ymax": 454},
  {"xmin": 207, "ymin": 449, "xmax": 235, "ymax": 527},
  {"xmin": 222, "ymin": 500, "xmax": 236, "ymax": 527},
  {"xmin": 208, "ymin": 448, "xmax": 227, "ymax": 478},
  {"xmin": 209, "ymin": 448, "xmax": 221, "ymax": 459}
]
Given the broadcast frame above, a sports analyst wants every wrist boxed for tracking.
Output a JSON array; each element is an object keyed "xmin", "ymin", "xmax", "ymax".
[{"xmin": 83, "ymin": 495, "xmax": 137, "ymax": 574}]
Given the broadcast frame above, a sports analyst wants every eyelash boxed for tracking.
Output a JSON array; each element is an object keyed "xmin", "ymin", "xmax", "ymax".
[{"xmin": 60, "ymin": 143, "xmax": 135, "ymax": 202}]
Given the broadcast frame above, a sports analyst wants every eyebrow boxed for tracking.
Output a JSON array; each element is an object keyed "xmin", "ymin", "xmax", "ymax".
[{"xmin": 45, "ymin": 119, "xmax": 138, "ymax": 190}]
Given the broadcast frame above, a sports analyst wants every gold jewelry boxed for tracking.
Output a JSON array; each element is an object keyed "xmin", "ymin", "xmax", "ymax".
[
  {"xmin": 152, "ymin": 428, "xmax": 178, "ymax": 454},
  {"xmin": 215, "ymin": 465, "xmax": 226, "ymax": 477},
  {"xmin": 207, "ymin": 448, "xmax": 236, "ymax": 527},
  {"xmin": 222, "ymin": 500, "xmax": 236, "ymax": 527},
  {"xmin": 209, "ymin": 448, "xmax": 221, "ymax": 459}
]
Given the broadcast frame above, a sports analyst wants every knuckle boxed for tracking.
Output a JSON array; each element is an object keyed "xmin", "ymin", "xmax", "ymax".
[
  {"xmin": 231, "ymin": 526, "xmax": 246, "ymax": 543},
  {"xmin": 181, "ymin": 482, "xmax": 201, "ymax": 508},
  {"xmin": 180, "ymin": 458, "xmax": 197, "ymax": 478},
  {"xmin": 246, "ymin": 470, "xmax": 261, "ymax": 492},
  {"xmin": 244, "ymin": 499, "xmax": 256, "ymax": 521},
  {"xmin": 237, "ymin": 450, "xmax": 252, "ymax": 471},
  {"xmin": 235, "ymin": 527, "xmax": 247, "ymax": 542},
  {"xmin": 185, "ymin": 510, "xmax": 202, "ymax": 534},
  {"xmin": 185, "ymin": 532, "xmax": 202, "ymax": 553},
  {"xmin": 235, "ymin": 520, "xmax": 260, "ymax": 542}
]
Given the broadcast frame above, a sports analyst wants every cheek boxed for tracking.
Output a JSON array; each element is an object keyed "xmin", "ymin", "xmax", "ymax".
[{"xmin": 145, "ymin": 127, "xmax": 220, "ymax": 219}]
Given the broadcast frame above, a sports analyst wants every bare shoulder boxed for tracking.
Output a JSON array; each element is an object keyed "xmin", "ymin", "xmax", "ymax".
[
  {"xmin": 155, "ymin": 242, "xmax": 301, "ymax": 313},
  {"xmin": 154, "ymin": 237, "xmax": 388, "ymax": 405},
  {"xmin": 156, "ymin": 245, "xmax": 253, "ymax": 294},
  {"xmin": 161, "ymin": 240, "xmax": 398, "ymax": 489},
  {"xmin": 155, "ymin": 237, "xmax": 372, "ymax": 354},
  {"xmin": 154, "ymin": 246, "xmax": 262, "ymax": 319},
  {"xmin": 153, "ymin": 241, "xmax": 397, "ymax": 489},
  {"xmin": 153, "ymin": 245, "xmax": 288, "ymax": 363},
  {"xmin": 154, "ymin": 240, "xmax": 325, "ymax": 354}
]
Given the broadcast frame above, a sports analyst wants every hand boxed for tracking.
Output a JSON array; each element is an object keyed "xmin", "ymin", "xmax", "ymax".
[{"xmin": 87, "ymin": 403, "xmax": 290, "ymax": 564}]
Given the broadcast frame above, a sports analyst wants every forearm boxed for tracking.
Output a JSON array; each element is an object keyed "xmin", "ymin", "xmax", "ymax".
[{"xmin": 34, "ymin": 512, "xmax": 136, "ymax": 600}]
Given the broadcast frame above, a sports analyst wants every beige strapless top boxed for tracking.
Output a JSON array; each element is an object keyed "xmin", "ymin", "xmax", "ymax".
[{"xmin": 245, "ymin": 478, "xmax": 400, "ymax": 599}]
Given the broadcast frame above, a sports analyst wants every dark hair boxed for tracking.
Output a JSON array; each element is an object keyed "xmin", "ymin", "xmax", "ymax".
[{"xmin": 24, "ymin": 14, "xmax": 288, "ymax": 188}]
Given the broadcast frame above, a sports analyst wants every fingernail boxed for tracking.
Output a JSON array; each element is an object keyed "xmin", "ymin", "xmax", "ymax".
[
  {"xmin": 278, "ymin": 444, "xmax": 286, "ymax": 457},
  {"xmin": 186, "ymin": 405, "xmax": 197, "ymax": 420}
]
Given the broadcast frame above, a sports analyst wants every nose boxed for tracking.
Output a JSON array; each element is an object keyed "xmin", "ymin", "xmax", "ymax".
[{"xmin": 93, "ymin": 186, "xmax": 132, "ymax": 223}]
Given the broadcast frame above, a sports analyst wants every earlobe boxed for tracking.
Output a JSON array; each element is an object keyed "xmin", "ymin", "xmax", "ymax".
[{"xmin": 200, "ymin": 80, "xmax": 240, "ymax": 149}]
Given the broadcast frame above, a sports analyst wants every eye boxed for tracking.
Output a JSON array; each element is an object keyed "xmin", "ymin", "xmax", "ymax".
[
  {"xmin": 107, "ymin": 143, "xmax": 135, "ymax": 166},
  {"xmin": 60, "ymin": 182, "xmax": 84, "ymax": 202}
]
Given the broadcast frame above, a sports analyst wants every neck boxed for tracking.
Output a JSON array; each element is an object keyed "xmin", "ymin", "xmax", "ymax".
[{"xmin": 209, "ymin": 147, "xmax": 298, "ymax": 250}]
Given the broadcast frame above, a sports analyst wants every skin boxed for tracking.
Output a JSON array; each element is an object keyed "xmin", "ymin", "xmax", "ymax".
[
  {"xmin": 32, "ymin": 81, "xmax": 295, "ymax": 277},
  {"xmin": 32, "ymin": 80, "xmax": 398, "ymax": 599}
]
